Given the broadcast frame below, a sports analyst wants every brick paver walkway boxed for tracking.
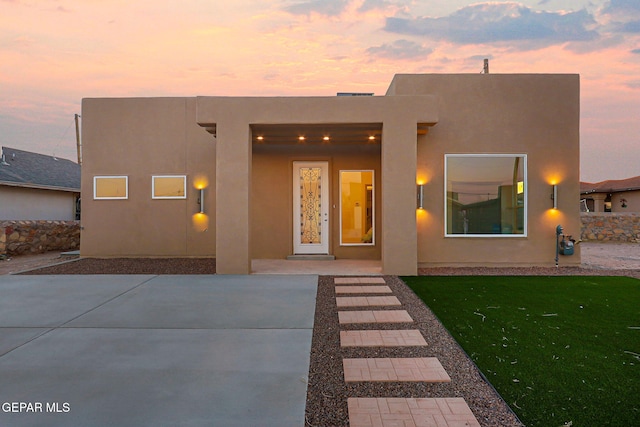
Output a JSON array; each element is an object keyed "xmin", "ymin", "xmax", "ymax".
[
  {"xmin": 335, "ymin": 277, "xmax": 481, "ymax": 427},
  {"xmin": 348, "ymin": 397, "xmax": 481, "ymax": 427},
  {"xmin": 338, "ymin": 310, "xmax": 413, "ymax": 324},
  {"xmin": 343, "ymin": 357, "xmax": 451, "ymax": 382},
  {"xmin": 335, "ymin": 277, "xmax": 387, "ymax": 284},
  {"xmin": 336, "ymin": 296, "xmax": 401, "ymax": 307},
  {"xmin": 335, "ymin": 285, "xmax": 393, "ymax": 294},
  {"xmin": 340, "ymin": 329, "xmax": 427, "ymax": 347}
]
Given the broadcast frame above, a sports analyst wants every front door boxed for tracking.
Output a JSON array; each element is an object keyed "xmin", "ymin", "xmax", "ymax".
[{"xmin": 293, "ymin": 161, "xmax": 329, "ymax": 254}]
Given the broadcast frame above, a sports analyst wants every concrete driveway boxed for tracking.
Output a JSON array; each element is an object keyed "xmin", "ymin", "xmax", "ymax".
[{"xmin": 0, "ymin": 274, "xmax": 317, "ymax": 427}]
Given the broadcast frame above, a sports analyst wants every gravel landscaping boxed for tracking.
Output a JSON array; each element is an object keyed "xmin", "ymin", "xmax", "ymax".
[{"xmin": 20, "ymin": 257, "xmax": 217, "ymax": 275}]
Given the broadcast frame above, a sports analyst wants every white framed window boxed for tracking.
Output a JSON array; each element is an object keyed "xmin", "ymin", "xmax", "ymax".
[
  {"xmin": 445, "ymin": 154, "xmax": 527, "ymax": 237},
  {"xmin": 152, "ymin": 175, "xmax": 187, "ymax": 199},
  {"xmin": 93, "ymin": 176, "xmax": 128, "ymax": 200},
  {"xmin": 340, "ymin": 170, "xmax": 375, "ymax": 245}
]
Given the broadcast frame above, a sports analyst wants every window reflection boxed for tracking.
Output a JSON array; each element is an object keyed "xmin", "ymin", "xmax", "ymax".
[
  {"xmin": 446, "ymin": 155, "xmax": 526, "ymax": 236},
  {"xmin": 152, "ymin": 176, "xmax": 187, "ymax": 199},
  {"xmin": 94, "ymin": 176, "xmax": 128, "ymax": 200},
  {"xmin": 340, "ymin": 171, "xmax": 374, "ymax": 245}
]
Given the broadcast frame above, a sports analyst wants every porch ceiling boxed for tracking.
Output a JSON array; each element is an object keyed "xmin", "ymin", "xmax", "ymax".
[{"xmin": 250, "ymin": 123, "xmax": 383, "ymax": 145}]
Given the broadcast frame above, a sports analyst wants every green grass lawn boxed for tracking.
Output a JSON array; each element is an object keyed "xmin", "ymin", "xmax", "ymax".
[{"xmin": 403, "ymin": 275, "xmax": 640, "ymax": 427}]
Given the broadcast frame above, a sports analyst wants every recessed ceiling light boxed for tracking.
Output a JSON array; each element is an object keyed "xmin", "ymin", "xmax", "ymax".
[
  {"xmin": 368, "ymin": 135, "xmax": 375, "ymax": 140},
  {"xmin": 298, "ymin": 136, "xmax": 305, "ymax": 141},
  {"xmin": 256, "ymin": 136, "xmax": 264, "ymax": 141},
  {"xmin": 323, "ymin": 136, "xmax": 330, "ymax": 141}
]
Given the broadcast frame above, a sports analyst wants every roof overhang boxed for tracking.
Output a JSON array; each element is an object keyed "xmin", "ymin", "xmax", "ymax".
[
  {"xmin": 196, "ymin": 95, "xmax": 438, "ymax": 140},
  {"xmin": 581, "ymin": 187, "xmax": 640, "ymax": 195},
  {"xmin": 0, "ymin": 180, "xmax": 80, "ymax": 193}
]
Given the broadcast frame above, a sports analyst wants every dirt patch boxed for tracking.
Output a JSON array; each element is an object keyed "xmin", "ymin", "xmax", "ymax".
[
  {"xmin": 580, "ymin": 242, "xmax": 640, "ymax": 270},
  {"xmin": 0, "ymin": 251, "xmax": 72, "ymax": 275}
]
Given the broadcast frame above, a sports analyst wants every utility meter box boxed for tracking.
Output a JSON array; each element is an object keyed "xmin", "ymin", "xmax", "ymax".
[{"xmin": 559, "ymin": 237, "xmax": 574, "ymax": 256}]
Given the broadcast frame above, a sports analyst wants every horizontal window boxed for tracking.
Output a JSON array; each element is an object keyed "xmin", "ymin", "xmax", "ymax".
[
  {"xmin": 93, "ymin": 176, "xmax": 128, "ymax": 200},
  {"xmin": 152, "ymin": 175, "xmax": 187, "ymax": 199},
  {"xmin": 445, "ymin": 154, "xmax": 526, "ymax": 237}
]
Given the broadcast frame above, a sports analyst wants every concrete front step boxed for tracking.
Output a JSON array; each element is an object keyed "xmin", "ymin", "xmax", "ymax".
[{"xmin": 286, "ymin": 254, "xmax": 335, "ymax": 260}]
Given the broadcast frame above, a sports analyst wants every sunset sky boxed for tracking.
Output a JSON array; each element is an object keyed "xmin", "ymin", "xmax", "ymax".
[{"xmin": 1, "ymin": 0, "xmax": 638, "ymax": 182}]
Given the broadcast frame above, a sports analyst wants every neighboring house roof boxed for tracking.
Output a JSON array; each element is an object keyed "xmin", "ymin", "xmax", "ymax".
[
  {"xmin": 581, "ymin": 175, "xmax": 640, "ymax": 195},
  {"xmin": 0, "ymin": 146, "xmax": 80, "ymax": 192}
]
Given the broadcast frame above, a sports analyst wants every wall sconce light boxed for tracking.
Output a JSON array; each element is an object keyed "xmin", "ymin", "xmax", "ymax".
[
  {"xmin": 551, "ymin": 184, "xmax": 558, "ymax": 209},
  {"xmin": 417, "ymin": 184, "xmax": 424, "ymax": 209},
  {"xmin": 197, "ymin": 188, "xmax": 205, "ymax": 214}
]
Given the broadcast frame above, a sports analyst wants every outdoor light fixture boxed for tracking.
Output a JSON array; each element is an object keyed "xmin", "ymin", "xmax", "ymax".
[
  {"xmin": 198, "ymin": 188, "xmax": 205, "ymax": 214},
  {"xmin": 551, "ymin": 184, "xmax": 558, "ymax": 209},
  {"xmin": 417, "ymin": 184, "xmax": 424, "ymax": 209}
]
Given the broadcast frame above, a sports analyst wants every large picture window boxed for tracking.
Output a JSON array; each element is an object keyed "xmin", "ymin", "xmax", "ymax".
[
  {"xmin": 340, "ymin": 170, "xmax": 374, "ymax": 245},
  {"xmin": 93, "ymin": 176, "xmax": 128, "ymax": 200},
  {"xmin": 445, "ymin": 154, "xmax": 526, "ymax": 237}
]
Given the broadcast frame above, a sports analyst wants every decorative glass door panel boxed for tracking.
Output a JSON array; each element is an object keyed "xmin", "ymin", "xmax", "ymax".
[
  {"xmin": 300, "ymin": 167, "xmax": 322, "ymax": 244},
  {"xmin": 293, "ymin": 162, "xmax": 329, "ymax": 254}
]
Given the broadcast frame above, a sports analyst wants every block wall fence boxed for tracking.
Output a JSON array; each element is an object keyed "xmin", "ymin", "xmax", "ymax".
[{"xmin": 0, "ymin": 220, "xmax": 80, "ymax": 256}]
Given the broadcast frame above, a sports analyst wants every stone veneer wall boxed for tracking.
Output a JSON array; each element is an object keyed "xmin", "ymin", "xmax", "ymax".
[
  {"xmin": 581, "ymin": 213, "xmax": 640, "ymax": 243},
  {"xmin": 0, "ymin": 220, "xmax": 80, "ymax": 256}
]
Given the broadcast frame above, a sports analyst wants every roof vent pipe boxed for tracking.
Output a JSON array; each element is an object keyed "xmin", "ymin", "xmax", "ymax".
[
  {"xmin": 1, "ymin": 153, "xmax": 9, "ymax": 166},
  {"xmin": 482, "ymin": 59, "xmax": 489, "ymax": 74}
]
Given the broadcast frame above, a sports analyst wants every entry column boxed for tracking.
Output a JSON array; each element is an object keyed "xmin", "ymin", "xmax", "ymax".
[
  {"xmin": 590, "ymin": 194, "xmax": 607, "ymax": 213},
  {"xmin": 381, "ymin": 118, "xmax": 418, "ymax": 275},
  {"xmin": 216, "ymin": 122, "xmax": 252, "ymax": 274}
]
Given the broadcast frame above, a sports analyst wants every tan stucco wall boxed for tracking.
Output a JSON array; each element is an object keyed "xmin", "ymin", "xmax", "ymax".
[
  {"xmin": 252, "ymin": 144, "xmax": 381, "ymax": 260},
  {"xmin": 0, "ymin": 186, "xmax": 77, "ymax": 220},
  {"xmin": 611, "ymin": 191, "xmax": 640, "ymax": 212},
  {"xmin": 80, "ymin": 73, "xmax": 580, "ymax": 272},
  {"xmin": 584, "ymin": 190, "xmax": 640, "ymax": 213},
  {"xmin": 80, "ymin": 97, "xmax": 216, "ymax": 257},
  {"xmin": 389, "ymin": 74, "xmax": 581, "ymax": 267}
]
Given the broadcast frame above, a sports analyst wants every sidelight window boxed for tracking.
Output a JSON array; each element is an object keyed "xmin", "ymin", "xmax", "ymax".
[{"xmin": 340, "ymin": 170, "xmax": 374, "ymax": 245}]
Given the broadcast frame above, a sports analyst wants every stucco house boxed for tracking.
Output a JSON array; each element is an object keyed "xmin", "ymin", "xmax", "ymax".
[
  {"xmin": 80, "ymin": 73, "xmax": 581, "ymax": 275},
  {"xmin": 581, "ymin": 176, "xmax": 640, "ymax": 213},
  {"xmin": 0, "ymin": 146, "xmax": 80, "ymax": 220}
]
